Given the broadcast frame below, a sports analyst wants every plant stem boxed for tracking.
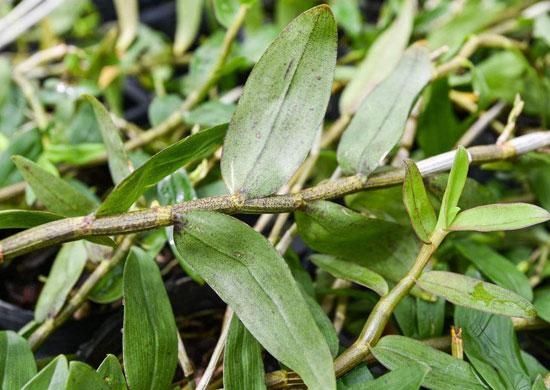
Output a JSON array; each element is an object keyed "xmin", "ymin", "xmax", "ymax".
[
  {"xmin": 27, "ymin": 234, "xmax": 135, "ymax": 350},
  {"xmin": 334, "ymin": 229, "xmax": 447, "ymax": 376},
  {"xmin": 1, "ymin": 131, "xmax": 549, "ymax": 261}
]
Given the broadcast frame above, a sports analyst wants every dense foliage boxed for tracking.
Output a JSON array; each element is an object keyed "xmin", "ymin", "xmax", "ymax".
[{"xmin": 0, "ymin": 0, "xmax": 549, "ymax": 389}]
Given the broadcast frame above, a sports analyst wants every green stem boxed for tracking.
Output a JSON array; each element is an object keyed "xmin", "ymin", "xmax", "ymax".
[
  {"xmin": 334, "ymin": 229, "xmax": 447, "ymax": 376},
  {"xmin": 1, "ymin": 131, "xmax": 548, "ymax": 261},
  {"xmin": 27, "ymin": 234, "xmax": 135, "ymax": 350}
]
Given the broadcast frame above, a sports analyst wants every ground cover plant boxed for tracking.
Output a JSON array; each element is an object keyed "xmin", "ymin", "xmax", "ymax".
[{"xmin": 0, "ymin": 0, "xmax": 549, "ymax": 388}]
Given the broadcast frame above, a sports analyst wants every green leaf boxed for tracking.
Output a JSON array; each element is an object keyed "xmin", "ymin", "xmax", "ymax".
[
  {"xmin": 223, "ymin": 316, "xmax": 266, "ymax": 390},
  {"xmin": 96, "ymin": 124, "xmax": 226, "ymax": 216},
  {"xmin": 455, "ymin": 241, "xmax": 533, "ymax": 301},
  {"xmin": 532, "ymin": 375, "xmax": 547, "ymax": 390},
  {"xmin": 534, "ymin": 287, "xmax": 550, "ymax": 323},
  {"xmin": 449, "ymin": 203, "xmax": 550, "ymax": 232},
  {"xmin": 184, "ymin": 100, "xmax": 235, "ymax": 127},
  {"xmin": 173, "ymin": 211, "xmax": 336, "ymax": 389},
  {"xmin": 455, "ymin": 306, "xmax": 531, "ymax": 390},
  {"xmin": 66, "ymin": 362, "xmax": 108, "ymax": 390},
  {"xmin": 339, "ymin": 0, "xmax": 415, "ymax": 114},
  {"xmin": 417, "ymin": 271, "xmax": 537, "ymax": 318},
  {"xmin": 329, "ymin": 0, "xmax": 362, "ymax": 37},
  {"xmin": 436, "ymin": 146, "xmax": 470, "ymax": 229},
  {"xmin": 301, "ymin": 288, "xmax": 339, "ymax": 358},
  {"xmin": 97, "ymin": 354, "xmax": 127, "ymax": 390},
  {"xmin": 89, "ymin": 261, "xmax": 124, "ymax": 304},
  {"xmin": 0, "ymin": 129, "xmax": 42, "ymax": 187},
  {"xmin": 337, "ymin": 364, "xmax": 373, "ymax": 389},
  {"xmin": 403, "ymin": 160, "xmax": 436, "ymax": 243},
  {"xmin": 349, "ymin": 364, "xmax": 430, "ymax": 390},
  {"xmin": 12, "ymin": 156, "xmax": 97, "ymax": 217},
  {"xmin": 123, "ymin": 247, "xmax": 178, "ymax": 390},
  {"xmin": 22, "ymin": 355, "xmax": 68, "ymax": 390},
  {"xmin": 295, "ymin": 201, "xmax": 418, "ymax": 282},
  {"xmin": 371, "ymin": 335, "xmax": 485, "ymax": 390},
  {"xmin": 0, "ymin": 210, "xmax": 63, "ymax": 229},
  {"xmin": 213, "ymin": 0, "xmax": 240, "ymax": 28},
  {"xmin": 310, "ymin": 254, "xmax": 388, "ymax": 296},
  {"xmin": 337, "ymin": 46, "xmax": 432, "ymax": 176},
  {"xmin": 35, "ymin": 241, "xmax": 88, "ymax": 322},
  {"xmin": 221, "ymin": 5, "xmax": 337, "ymax": 198},
  {"xmin": 174, "ymin": 0, "xmax": 203, "ymax": 55},
  {"xmin": 0, "ymin": 331, "xmax": 37, "ymax": 390},
  {"xmin": 85, "ymin": 96, "xmax": 131, "ymax": 185}
]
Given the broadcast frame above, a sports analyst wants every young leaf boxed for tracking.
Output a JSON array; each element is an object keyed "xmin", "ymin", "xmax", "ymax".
[
  {"xmin": 0, "ymin": 210, "xmax": 62, "ymax": 229},
  {"xmin": 221, "ymin": 5, "xmax": 337, "ymax": 198},
  {"xmin": 12, "ymin": 156, "xmax": 97, "ymax": 217},
  {"xmin": 35, "ymin": 241, "xmax": 88, "ymax": 322},
  {"xmin": 174, "ymin": 0, "xmax": 203, "ymax": 56},
  {"xmin": 455, "ymin": 306, "xmax": 531, "ymax": 390},
  {"xmin": 0, "ymin": 128, "xmax": 42, "ymax": 187},
  {"xmin": 339, "ymin": 0, "xmax": 415, "ymax": 114},
  {"xmin": 449, "ymin": 203, "xmax": 550, "ymax": 232},
  {"xmin": 22, "ymin": 355, "xmax": 68, "ymax": 390},
  {"xmin": 295, "ymin": 201, "xmax": 419, "ymax": 282},
  {"xmin": 0, "ymin": 331, "xmax": 37, "ymax": 390},
  {"xmin": 310, "ymin": 254, "xmax": 388, "ymax": 296},
  {"xmin": 435, "ymin": 146, "xmax": 470, "ymax": 229},
  {"xmin": 97, "ymin": 354, "xmax": 127, "ymax": 390},
  {"xmin": 349, "ymin": 363, "xmax": 430, "ymax": 390},
  {"xmin": 337, "ymin": 46, "xmax": 433, "ymax": 176},
  {"xmin": 214, "ymin": 0, "xmax": 245, "ymax": 28},
  {"xmin": 371, "ymin": 335, "xmax": 486, "ymax": 390},
  {"xmin": 85, "ymin": 96, "xmax": 131, "ymax": 185},
  {"xmin": 123, "ymin": 248, "xmax": 178, "ymax": 390},
  {"xmin": 223, "ymin": 316, "xmax": 266, "ymax": 390},
  {"xmin": 455, "ymin": 241, "xmax": 533, "ymax": 300},
  {"xmin": 66, "ymin": 362, "xmax": 108, "ymax": 390},
  {"xmin": 173, "ymin": 211, "xmax": 336, "ymax": 389},
  {"xmin": 96, "ymin": 124, "xmax": 227, "ymax": 216},
  {"xmin": 403, "ymin": 160, "xmax": 436, "ymax": 243},
  {"xmin": 417, "ymin": 271, "xmax": 537, "ymax": 318}
]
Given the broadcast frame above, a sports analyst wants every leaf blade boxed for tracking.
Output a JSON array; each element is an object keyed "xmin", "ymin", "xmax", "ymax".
[
  {"xmin": 221, "ymin": 5, "xmax": 337, "ymax": 197},
  {"xmin": 173, "ymin": 211, "xmax": 336, "ymax": 389},
  {"xmin": 403, "ymin": 160, "xmax": 436, "ymax": 243},
  {"xmin": 0, "ymin": 331, "xmax": 37, "ymax": 390},
  {"xmin": 22, "ymin": 355, "xmax": 68, "ymax": 390},
  {"xmin": 123, "ymin": 248, "xmax": 178, "ymax": 390},
  {"xmin": 417, "ymin": 271, "xmax": 537, "ymax": 318},
  {"xmin": 337, "ymin": 46, "xmax": 433, "ymax": 176},
  {"xmin": 449, "ymin": 203, "xmax": 550, "ymax": 232}
]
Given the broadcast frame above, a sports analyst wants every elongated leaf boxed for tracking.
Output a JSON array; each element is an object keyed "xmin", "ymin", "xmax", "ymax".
[
  {"xmin": 337, "ymin": 46, "xmax": 432, "ymax": 176},
  {"xmin": 174, "ymin": 0, "xmax": 203, "ymax": 55},
  {"xmin": 85, "ymin": 96, "xmax": 131, "ymax": 185},
  {"xmin": 403, "ymin": 160, "xmax": 436, "ymax": 243},
  {"xmin": 310, "ymin": 254, "xmax": 388, "ymax": 296},
  {"xmin": 417, "ymin": 271, "xmax": 537, "ymax": 318},
  {"xmin": 221, "ymin": 5, "xmax": 337, "ymax": 198},
  {"xmin": 214, "ymin": 0, "xmax": 241, "ymax": 28},
  {"xmin": 449, "ymin": 203, "xmax": 550, "ymax": 232},
  {"xmin": 66, "ymin": 362, "xmax": 108, "ymax": 390},
  {"xmin": 174, "ymin": 211, "xmax": 336, "ymax": 389},
  {"xmin": 97, "ymin": 354, "xmax": 127, "ymax": 390},
  {"xmin": 337, "ymin": 364, "xmax": 374, "ymax": 389},
  {"xmin": 436, "ymin": 146, "xmax": 470, "ymax": 229},
  {"xmin": 300, "ymin": 288, "xmax": 339, "ymax": 358},
  {"xmin": 22, "ymin": 355, "xmax": 68, "ymax": 390},
  {"xmin": 339, "ymin": 0, "xmax": 415, "ymax": 114},
  {"xmin": 123, "ymin": 248, "xmax": 178, "ymax": 390},
  {"xmin": 295, "ymin": 201, "xmax": 419, "ymax": 282},
  {"xmin": 97, "ymin": 124, "xmax": 227, "ymax": 216},
  {"xmin": 455, "ymin": 241, "xmax": 532, "ymax": 301},
  {"xmin": 12, "ymin": 156, "xmax": 97, "ymax": 217},
  {"xmin": 371, "ymin": 335, "xmax": 485, "ymax": 390},
  {"xmin": 0, "ymin": 210, "xmax": 62, "ymax": 229},
  {"xmin": 455, "ymin": 306, "xmax": 531, "ymax": 390},
  {"xmin": 223, "ymin": 316, "xmax": 266, "ymax": 390},
  {"xmin": 35, "ymin": 241, "xmax": 88, "ymax": 322},
  {"xmin": 0, "ymin": 331, "xmax": 37, "ymax": 390},
  {"xmin": 350, "ymin": 364, "xmax": 430, "ymax": 390}
]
